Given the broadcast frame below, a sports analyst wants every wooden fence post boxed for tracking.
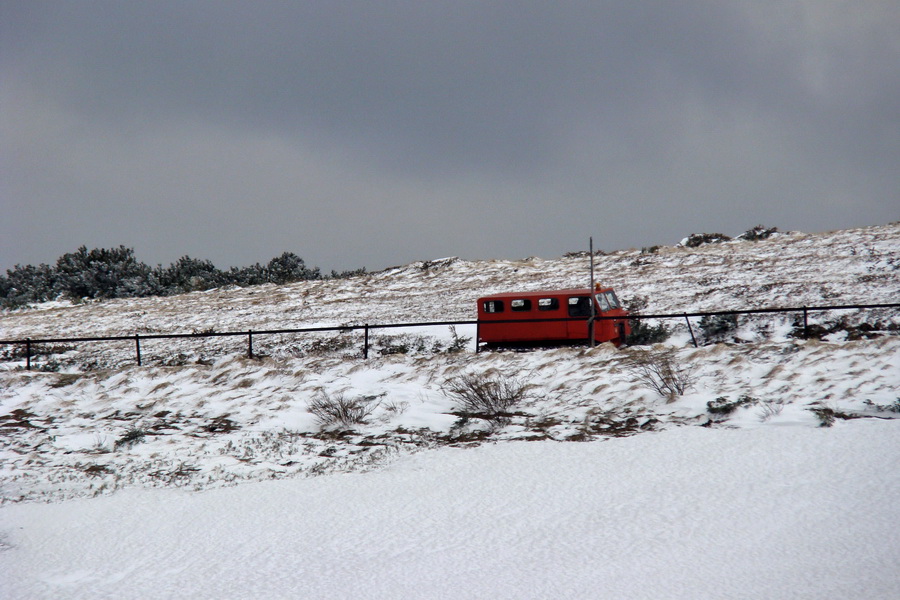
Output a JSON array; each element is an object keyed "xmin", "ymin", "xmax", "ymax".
[
  {"xmin": 803, "ymin": 306, "xmax": 809, "ymax": 337},
  {"xmin": 363, "ymin": 324, "xmax": 369, "ymax": 359},
  {"xmin": 248, "ymin": 330, "xmax": 254, "ymax": 359},
  {"xmin": 684, "ymin": 315, "xmax": 698, "ymax": 348},
  {"xmin": 26, "ymin": 338, "xmax": 32, "ymax": 371},
  {"xmin": 135, "ymin": 334, "xmax": 142, "ymax": 366}
]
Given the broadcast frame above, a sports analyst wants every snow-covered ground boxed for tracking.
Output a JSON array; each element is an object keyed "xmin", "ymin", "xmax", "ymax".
[
  {"xmin": 1, "ymin": 223, "xmax": 899, "ymax": 598},
  {"xmin": 2, "ymin": 422, "xmax": 898, "ymax": 599}
]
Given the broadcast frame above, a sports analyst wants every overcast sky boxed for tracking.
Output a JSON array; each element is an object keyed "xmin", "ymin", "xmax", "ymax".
[{"xmin": 2, "ymin": 1, "xmax": 898, "ymax": 274}]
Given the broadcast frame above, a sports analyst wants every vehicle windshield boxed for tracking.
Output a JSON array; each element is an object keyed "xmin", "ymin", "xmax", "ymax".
[
  {"xmin": 605, "ymin": 291, "xmax": 621, "ymax": 309},
  {"xmin": 595, "ymin": 291, "xmax": 621, "ymax": 312}
]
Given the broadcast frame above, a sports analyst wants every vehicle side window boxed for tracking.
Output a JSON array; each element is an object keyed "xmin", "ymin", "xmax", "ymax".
[
  {"xmin": 510, "ymin": 299, "xmax": 532, "ymax": 312},
  {"xmin": 537, "ymin": 298, "xmax": 559, "ymax": 311},
  {"xmin": 483, "ymin": 300, "xmax": 504, "ymax": 313},
  {"xmin": 567, "ymin": 296, "xmax": 592, "ymax": 317}
]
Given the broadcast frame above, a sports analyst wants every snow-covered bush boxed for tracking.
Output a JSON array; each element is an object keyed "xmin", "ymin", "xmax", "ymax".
[
  {"xmin": 738, "ymin": 225, "xmax": 779, "ymax": 241},
  {"xmin": 114, "ymin": 427, "xmax": 147, "ymax": 450},
  {"xmin": 226, "ymin": 263, "xmax": 268, "ymax": 287},
  {"xmin": 158, "ymin": 256, "xmax": 225, "ymax": 294},
  {"xmin": 54, "ymin": 246, "xmax": 154, "ymax": 300},
  {"xmin": 307, "ymin": 392, "xmax": 380, "ymax": 429},
  {"xmin": 707, "ymin": 395, "xmax": 758, "ymax": 415},
  {"xmin": 445, "ymin": 326, "xmax": 471, "ymax": 353},
  {"xmin": 1, "ymin": 263, "xmax": 57, "ymax": 307},
  {"xmin": 759, "ymin": 401, "xmax": 785, "ymax": 422},
  {"xmin": 681, "ymin": 232, "xmax": 732, "ymax": 248},
  {"xmin": 623, "ymin": 349, "xmax": 695, "ymax": 402},
  {"xmin": 624, "ymin": 296, "xmax": 670, "ymax": 346},
  {"xmin": 698, "ymin": 313, "xmax": 738, "ymax": 343},
  {"xmin": 266, "ymin": 252, "xmax": 320, "ymax": 285},
  {"xmin": 0, "ymin": 246, "xmax": 333, "ymax": 307},
  {"xmin": 627, "ymin": 320, "xmax": 670, "ymax": 346},
  {"xmin": 442, "ymin": 372, "xmax": 530, "ymax": 417}
]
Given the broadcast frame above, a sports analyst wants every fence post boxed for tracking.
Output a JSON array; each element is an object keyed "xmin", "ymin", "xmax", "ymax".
[
  {"xmin": 363, "ymin": 324, "xmax": 369, "ymax": 359},
  {"xmin": 684, "ymin": 314, "xmax": 698, "ymax": 348},
  {"xmin": 248, "ymin": 330, "xmax": 254, "ymax": 359},
  {"xmin": 803, "ymin": 306, "xmax": 809, "ymax": 338},
  {"xmin": 475, "ymin": 322, "xmax": 481, "ymax": 354},
  {"xmin": 26, "ymin": 338, "xmax": 32, "ymax": 371},
  {"xmin": 135, "ymin": 334, "xmax": 142, "ymax": 366}
]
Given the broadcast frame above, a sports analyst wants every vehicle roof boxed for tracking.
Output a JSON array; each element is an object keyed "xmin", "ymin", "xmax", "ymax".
[{"xmin": 478, "ymin": 287, "xmax": 614, "ymax": 300}]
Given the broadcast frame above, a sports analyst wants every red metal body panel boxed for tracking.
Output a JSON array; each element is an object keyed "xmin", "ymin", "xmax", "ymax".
[{"xmin": 477, "ymin": 287, "xmax": 630, "ymax": 347}]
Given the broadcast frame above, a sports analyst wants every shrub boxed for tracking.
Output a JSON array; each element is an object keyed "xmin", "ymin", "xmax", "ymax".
[
  {"xmin": 862, "ymin": 399, "xmax": 900, "ymax": 413},
  {"xmin": 114, "ymin": 427, "xmax": 147, "ymax": 450},
  {"xmin": 707, "ymin": 395, "xmax": 758, "ymax": 415},
  {"xmin": 445, "ymin": 325, "xmax": 471, "ymax": 353},
  {"xmin": 698, "ymin": 313, "xmax": 738, "ymax": 343},
  {"xmin": 158, "ymin": 256, "xmax": 225, "ymax": 293},
  {"xmin": 375, "ymin": 334, "xmax": 436, "ymax": 355},
  {"xmin": 330, "ymin": 267, "xmax": 368, "ymax": 279},
  {"xmin": 442, "ymin": 372, "xmax": 530, "ymax": 417},
  {"xmin": 266, "ymin": 252, "xmax": 320, "ymax": 284},
  {"xmin": 624, "ymin": 296, "xmax": 670, "ymax": 345},
  {"xmin": 809, "ymin": 406, "xmax": 862, "ymax": 427},
  {"xmin": 1, "ymin": 247, "xmax": 336, "ymax": 304},
  {"xmin": 307, "ymin": 392, "xmax": 379, "ymax": 429},
  {"xmin": 682, "ymin": 232, "xmax": 732, "ymax": 248},
  {"xmin": 1, "ymin": 263, "xmax": 57, "ymax": 307},
  {"xmin": 306, "ymin": 334, "xmax": 356, "ymax": 355},
  {"xmin": 626, "ymin": 319, "xmax": 670, "ymax": 345},
  {"xmin": 759, "ymin": 401, "xmax": 785, "ymax": 422},
  {"xmin": 226, "ymin": 263, "xmax": 268, "ymax": 287},
  {"xmin": 623, "ymin": 349, "xmax": 695, "ymax": 402},
  {"xmin": 55, "ymin": 246, "xmax": 153, "ymax": 300},
  {"xmin": 739, "ymin": 225, "xmax": 778, "ymax": 241}
]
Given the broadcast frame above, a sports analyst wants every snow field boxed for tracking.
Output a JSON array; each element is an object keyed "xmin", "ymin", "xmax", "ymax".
[{"xmin": 2, "ymin": 421, "xmax": 898, "ymax": 599}]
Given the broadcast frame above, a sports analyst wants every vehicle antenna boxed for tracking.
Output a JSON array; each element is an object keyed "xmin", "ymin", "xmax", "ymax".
[{"xmin": 589, "ymin": 236, "xmax": 596, "ymax": 347}]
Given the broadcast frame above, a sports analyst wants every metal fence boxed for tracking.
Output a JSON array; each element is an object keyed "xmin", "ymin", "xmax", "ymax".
[{"xmin": 1, "ymin": 302, "xmax": 898, "ymax": 370}]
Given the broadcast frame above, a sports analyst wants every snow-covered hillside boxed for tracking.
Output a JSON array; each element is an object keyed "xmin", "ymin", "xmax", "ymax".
[
  {"xmin": 1, "ymin": 223, "xmax": 899, "ymax": 598},
  {"xmin": 1, "ymin": 222, "xmax": 898, "ymax": 364}
]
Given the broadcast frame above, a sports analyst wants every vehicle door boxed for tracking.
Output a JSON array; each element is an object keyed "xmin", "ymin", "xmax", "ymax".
[{"xmin": 566, "ymin": 295, "xmax": 593, "ymax": 340}]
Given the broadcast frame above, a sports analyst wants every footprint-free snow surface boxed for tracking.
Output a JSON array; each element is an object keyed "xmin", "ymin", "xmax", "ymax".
[
  {"xmin": 1, "ymin": 222, "xmax": 899, "ymax": 598},
  {"xmin": 2, "ymin": 422, "xmax": 898, "ymax": 599}
]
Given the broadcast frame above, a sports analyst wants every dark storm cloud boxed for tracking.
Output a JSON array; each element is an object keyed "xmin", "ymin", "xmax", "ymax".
[
  {"xmin": 1, "ymin": 2, "xmax": 809, "ymax": 171},
  {"xmin": 2, "ymin": 1, "xmax": 898, "ymax": 274}
]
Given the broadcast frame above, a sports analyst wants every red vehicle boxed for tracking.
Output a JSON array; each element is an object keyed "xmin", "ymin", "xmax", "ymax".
[{"xmin": 477, "ymin": 286, "xmax": 630, "ymax": 349}]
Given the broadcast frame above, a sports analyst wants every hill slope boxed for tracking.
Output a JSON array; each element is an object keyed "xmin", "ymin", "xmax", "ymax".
[{"xmin": 0, "ymin": 222, "xmax": 898, "ymax": 503}]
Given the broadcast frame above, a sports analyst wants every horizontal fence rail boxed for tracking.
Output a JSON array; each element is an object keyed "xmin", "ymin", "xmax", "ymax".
[{"xmin": 1, "ymin": 302, "xmax": 898, "ymax": 370}]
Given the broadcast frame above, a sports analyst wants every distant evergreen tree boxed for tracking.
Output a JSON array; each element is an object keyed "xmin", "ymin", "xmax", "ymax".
[
  {"xmin": 225, "ymin": 263, "xmax": 268, "ymax": 287},
  {"xmin": 266, "ymin": 252, "xmax": 320, "ymax": 284},
  {"xmin": 1, "ymin": 263, "xmax": 57, "ymax": 307},
  {"xmin": 330, "ymin": 267, "xmax": 368, "ymax": 279},
  {"xmin": 159, "ymin": 256, "xmax": 225, "ymax": 294},
  {"xmin": 54, "ymin": 246, "xmax": 151, "ymax": 300},
  {"xmin": 0, "ymin": 246, "xmax": 341, "ymax": 307}
]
